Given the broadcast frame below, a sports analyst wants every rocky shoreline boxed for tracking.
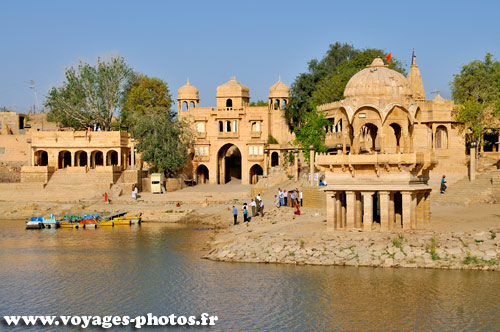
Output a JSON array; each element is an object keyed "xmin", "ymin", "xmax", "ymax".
[{"xmin": 205, "ymin": 227, "xmax": 500, "ymax": 271}]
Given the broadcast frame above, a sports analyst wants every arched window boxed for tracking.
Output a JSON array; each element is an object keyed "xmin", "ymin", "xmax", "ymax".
[
  {"xmin": 190, "ymin": 101, "xmax": 195, "ymax": 109},
  {"xmin": 219, "ymin": 121, "xmax": 223, "ymax": 132},
  {"xmin": 251, "ymin": 122, "xmax": 260, "ymax": 132},
  {"xmin": 435, "ymin": 125, "xmax": 448, "ymax": 149},
  {"xmin": 274, "ymin": 99, "xmax": 280, "ymax": 110},
  {"xmin": 232, "ymin": 120, "xmax": 238, "ymax": 132},
  {"xmin": 281, "ymin": 99, "xmax": 287, "ymax": 109},
  {"xmin": 226, "ymin": 99, "xmax": 233, "ymax": 109},
  {"xmin": 182, "ymin": 101, "xmax": 188, "ymax": 111},
  {"xmin": 226, "ymin": 121, "xmax": 231, "ymax": 132}
]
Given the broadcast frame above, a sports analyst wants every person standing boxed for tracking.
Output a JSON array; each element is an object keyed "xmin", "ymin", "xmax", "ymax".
[
  {"xmin": 279, "ymin": 189, "xmax": 284, "ymax": 207},
  {"xmin": 274, "ymin": 194, "xmax": 280, "ymax": 208},
  {"xmin": 294, "ymin": 198, "xmax": 301, "ymax": 215},
  {"xmin": 290, "ymin": 190, "xmax": 296, "ymax": 207},
  {"xmin": 284, "ymin": 190, "xmax": 288, "ymax": 207},
  {"xmin": 299, "ymin": 190, "xmax": 303, "ymax": 207},
  {"xmin": 132, "ymin": 185, "xmax": 138, "ymax": 200},
  {"xmin": 242, "ymin": 203, "xmax": 249, "ymax": 222},
  {"xmin": 250, "ymin": 199, "xmax": 256, "ymax": 217},
  {"xmin": 256, "ymin": 194, "xmax": 262, "ymax": 215},
  {"xmin": 260, "ymin": 199, "xmax": 265, "ymax": 217},
  {"xmin": 232, "ymin": 206, "xmax": 238, "ymax": 225}
]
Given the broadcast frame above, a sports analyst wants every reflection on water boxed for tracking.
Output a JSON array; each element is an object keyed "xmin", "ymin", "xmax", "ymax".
[{"xmin": 1, "ymin": 219, "xmax": 499, "ymax": 331}]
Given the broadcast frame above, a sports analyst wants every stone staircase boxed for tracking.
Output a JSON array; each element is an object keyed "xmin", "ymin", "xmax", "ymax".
[
  {"xmin": 431, "ymin": 172, "xmax": 494, "ymax": 206},
  {"xmin": 42, "ymin": 169, "xmax": 114, "ymax": 200}
]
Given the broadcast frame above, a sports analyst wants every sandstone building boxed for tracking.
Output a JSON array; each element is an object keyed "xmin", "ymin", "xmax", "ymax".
[
  {"xmin": 315, "ymin": 57, "xmax": 467, "ymax": 231},
  {"xmin": 177, "ymin": 77, "xmax": 294, "ymax": 185}
]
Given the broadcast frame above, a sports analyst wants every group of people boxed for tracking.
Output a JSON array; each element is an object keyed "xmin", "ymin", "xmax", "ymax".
[
  {"xmin": 274, "ymin": 188, "xmax": 302, "ymax": 215},
  {"xmin": 232, "ymin": 193, "xmax": 264, "ymax": 225}
]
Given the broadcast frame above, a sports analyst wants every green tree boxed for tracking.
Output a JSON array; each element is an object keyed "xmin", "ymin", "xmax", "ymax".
[
  {"xmin": 131, "ymin": 110, "xmax": 192, "ymax": 177},
  {"xmin": 451, "ymin": 53, "xmax": 500, "ymax": 146},
  {"xmin": 120, "ymin": 75, "xmax": 173, "ymax": 128},
  {"xmin": 285, "ymin": 42, "xmax": 405, "ymax": 129},
  {"xmin": 250, "ymin": 100, "xmax": 268, "ymax": 106},
  {"xmin": 45, "ymin": 57, "xmax": 132, "ymax": 130},
  {"xmin": 293, "ymin": 109, "xmax": 329, "ymax": 158}
]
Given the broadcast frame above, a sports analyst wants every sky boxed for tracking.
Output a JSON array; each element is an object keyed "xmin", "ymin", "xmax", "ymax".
[{"xmin": 1, "ymin": 0, "xmax": 500, "ymax": 112}]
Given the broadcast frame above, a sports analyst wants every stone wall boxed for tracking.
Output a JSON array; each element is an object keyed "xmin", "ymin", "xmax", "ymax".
[
  {"xmin": 302, "ymin": 186, "xmax": 326, "ymax": 208},
  {"xmin": 0, "ymin": 134, "xmax": 29, "ymax": 164},
  {"xmin": 20, "ymin": 166, "xmax": 55, "ymax": 183}
]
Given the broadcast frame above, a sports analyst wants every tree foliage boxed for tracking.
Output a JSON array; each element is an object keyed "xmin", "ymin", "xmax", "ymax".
[
  {"xmin": 451, "ymin": 53, "xmax": 500, "ymax": 144},
  {"xmin": 250, "ymin": 100, "xmax": 268, "ymax": 106},
  {"xmin": 45, "ymin": 57, "xmax": 132, "ymax": 130},
  {"xmin": 123, "ymin": 75, "xmax": 192, "ymax": 177},
  {"xmin": 285, "ymin": 42, "xmax": 406, "ymax": 129},
  {"xmin": 293, "ymin": 109, "xmax": 329, "ymax": 158},
  {"xmin": 120, "ymin": 75, "xmax": 173, "ymax": 129},
  {"xmin": 131, "ymin": 110, "xmax": 192, "ymax": 177}
]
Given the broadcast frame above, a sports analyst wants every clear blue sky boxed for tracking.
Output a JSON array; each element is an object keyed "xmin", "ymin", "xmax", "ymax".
[{"xmin": 1, "ymin": 0, "xmax": 499, "ymax": 112}]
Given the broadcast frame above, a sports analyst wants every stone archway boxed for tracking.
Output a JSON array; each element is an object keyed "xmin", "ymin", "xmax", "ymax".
[
  {"xmin": 435, "ymin": 125, "xmax": 448, "ymax": 149},
  {"xmin": 106, "ymin": 150, "xmax": 119, "ymax": 166},
  {"xmin": 249, "ymin": 164, "xmax": 263, "ymax": 184},
  {"xmin": 196, "ymin": 165, "xmax": 209, "ymax": 184},
  {"xmin": 360, "ymin": 123, "xmax": 379, "ymax": 153},
  {"xmin": 218, "ymin": 144, "xmax": 241, "ymax": 184},
  {"xmin": 91, "ymin": 151, "xmax": 104, "ymax": 168},
  {"xmin": 74, "ymin": 150, "xmax": 88, "ymax": 167},
  {"xmin": 34, "ymin": 150, "xmax": 48, "ymax": 166},
  {"xmin": 58, "ymin": 151, "xmax": 71, "ymax": 169}
]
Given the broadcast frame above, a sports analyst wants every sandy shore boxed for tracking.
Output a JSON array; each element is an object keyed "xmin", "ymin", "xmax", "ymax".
[{"xmin": 1, "ymin": 188, "xmax": 499, "ymax": 271}]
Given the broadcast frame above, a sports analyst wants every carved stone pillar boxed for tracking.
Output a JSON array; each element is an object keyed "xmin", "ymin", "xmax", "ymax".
[
  {"xmin": 326, "ymin": 192, "xmax": 335, "ymax": 231},
  {"xmin": 346, "ymin": 191, "xmax": 355, "ymax": 229},
  {"xmin": 379, "ymin": 191, "xmax": 390, "ymax": 231},
  {"xmin": 362, "ymin": 192, "xmax": 374, "ymax": 232},
  {"xmin": 402, "ymin": 191, "xmax": 412, "ymax": 230}
]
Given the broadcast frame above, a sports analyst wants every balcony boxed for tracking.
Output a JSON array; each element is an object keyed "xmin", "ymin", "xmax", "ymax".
[
  {"xmin": 194, "ymin": 155, "xmax": 210, "ymax": 162},
  {"xmin": 218, "ymin": 132, "xmax": 239, "ymax": 139},
  {"xmin": 248, "ymin": 155, "xmax": 264, "ymax": 162},
  {"xmin": 250, "ymin": 131, "xmax": 262, "ymax": 138},
  {"xmin": 196, "ymin": 132, "xmax": 207, "ymax": 139}
]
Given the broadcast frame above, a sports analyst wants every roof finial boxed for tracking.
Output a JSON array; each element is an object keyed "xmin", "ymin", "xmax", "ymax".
[
  {"xmin": 187, "ymin": 77, "xmax": 190, "ymax": 84},
  {"xmin": 230, "ymin": 76, "xmax": 236, "ymax": 81},
  {"xmin": 411, "ymin": 49, "xmax": 416, "ymax": 66},
  {"xmin": 278, "ymin": 75, "xmax": 281, "ymax": 82}
]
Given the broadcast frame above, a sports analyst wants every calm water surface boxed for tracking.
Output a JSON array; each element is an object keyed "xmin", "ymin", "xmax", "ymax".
[{"xmin": 0, "ymin": 219, "xmax": 499, "ymax": 331}]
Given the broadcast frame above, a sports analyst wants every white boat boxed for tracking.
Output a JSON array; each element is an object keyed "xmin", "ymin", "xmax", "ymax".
[{"xmin": 26, "ymin": 217, "xmax": 43, "ymax": 229}]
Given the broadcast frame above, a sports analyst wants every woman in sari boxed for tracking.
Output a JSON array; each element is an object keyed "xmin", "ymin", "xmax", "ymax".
[{"xmin": 294, "ymin": 198, "xmax": 301, "ymax": 215}]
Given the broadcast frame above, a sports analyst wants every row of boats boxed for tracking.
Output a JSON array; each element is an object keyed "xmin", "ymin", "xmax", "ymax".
[{"xmin": 26, "ymin": 211, "xmax": 142, "ymax": 229}]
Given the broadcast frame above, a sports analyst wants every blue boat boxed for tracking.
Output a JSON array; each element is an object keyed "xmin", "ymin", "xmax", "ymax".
[{"xmin": 41, "ymin": 214, "xmax": 59, "ymax": 229}]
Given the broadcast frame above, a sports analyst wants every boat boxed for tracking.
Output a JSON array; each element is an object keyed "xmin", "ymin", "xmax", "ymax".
[
  {"xmin": 112, "ymin": 217, "xmax": 131, "ymax": 226},
  {"xmin": 98, "ymin": 220, "xmax": 114, "ymax": 227},
  {"xmin": 80, "ymin": 214, "xmax": 99, "ymax": 229},
  {"xmin": 41, "ymin": 214, "xmax": 59, "ymax": 229},
  {"xmin": 26, "ymin": 217, "xmax": 44, "ymax": 229},
  {"xmin": 59, "ymin": 221, "xmax": 80, "ymax": 229},
  {"xmin": 113, "ymin": 213, "xmax": 142, "ymax": 225}
]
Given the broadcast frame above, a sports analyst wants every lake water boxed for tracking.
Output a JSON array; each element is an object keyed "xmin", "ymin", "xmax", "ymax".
[{"xmin": 1, "ymin": 220, "xmax": 499, "ymax": 331}]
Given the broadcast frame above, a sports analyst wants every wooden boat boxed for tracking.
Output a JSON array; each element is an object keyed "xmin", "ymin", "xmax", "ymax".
[
  {"xmin": 26, "ymin": 217, "xmax": 43, "ymax": 229},
  {"xmin": 112, "ymin": 218, "xmax": 131, "ymax": 226},
  {"xmin": 80, "ymin": 215, "xmax": 99, "ymax": 228}
]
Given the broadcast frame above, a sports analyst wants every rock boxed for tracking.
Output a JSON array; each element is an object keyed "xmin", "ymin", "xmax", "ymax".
[{"xmin": 394, "ymin": 252, "xmax": 405, "ymax": 261}]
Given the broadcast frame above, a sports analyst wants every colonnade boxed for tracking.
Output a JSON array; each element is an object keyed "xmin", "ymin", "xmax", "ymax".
[{"xmin": 326, "ymin": 190, "xmax": 430, "ymax": 231}]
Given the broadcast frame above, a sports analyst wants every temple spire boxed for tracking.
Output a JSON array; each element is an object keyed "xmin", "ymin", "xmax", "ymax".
[{"xmin": 408, "ymin": 49, "xmax": 426, "ymax": 100}]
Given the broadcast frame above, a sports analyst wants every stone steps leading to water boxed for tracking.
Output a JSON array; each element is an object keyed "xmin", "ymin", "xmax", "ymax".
[{"xmin": 431, "ymin": 173, "xmax": 493, "ymax": 205}]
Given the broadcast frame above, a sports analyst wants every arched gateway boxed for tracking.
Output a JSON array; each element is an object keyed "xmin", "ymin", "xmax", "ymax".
[{"xmin": 217, "ymin": 144, "xmax": 241, "ymax": 184}]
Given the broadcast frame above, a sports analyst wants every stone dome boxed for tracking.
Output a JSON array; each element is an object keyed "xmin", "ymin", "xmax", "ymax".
[
  {"xmin": 269, "ymin": 76, "xmax": 290, "ymax": 98},
  {"xmin": 344, "ymin": 58, "xmax": 413, "ymax": 99},
  {"xmin": 177, "ymin": 79, "xmax": 199, "ymax": 100},
  {"xmin": 216, "ymin": 77, "xmax": 250, "ymax": 98}
]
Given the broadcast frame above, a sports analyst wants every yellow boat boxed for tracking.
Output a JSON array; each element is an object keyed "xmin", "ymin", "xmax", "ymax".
[
  {"xmin": 98, "ymin": 220, "xmax": 114, "ymax": 227},
  {"xmin": 112, "ymin": 214, "xmax": 142, "ymax": 225},
  {"xmin": 60, "ymin": 221, "xmax": 80, "ymax": 229}
]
